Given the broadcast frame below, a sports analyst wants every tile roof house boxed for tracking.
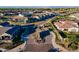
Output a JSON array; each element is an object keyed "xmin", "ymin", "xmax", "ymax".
[
  {"xmin": 32, "ymin": 15, "xmax": 40, "ymax": 19},
  {"xmin": 5, "ymin": 26, "xmax": 21, "ymax": 39},
  {"xmin": 21, "ymin": 24, "xmax": 37, "ymax": 41},
  {"xmin": 0, "ymin": 26, "xmax": 22, "ymax": 43},
  {"xmin": 10, "ymin": 15, "xmax": 28, "ymax": 23},
  {"xmin": 0, "ymin": 27, "xmax": 12, "ymax": 36},
  {"xmin": 54, "ymin": 20, "xmax": 79, "ymax": 32},
  {"xmin": 0, "ymin": 27, "xmax": 12, "ymax": 43}
]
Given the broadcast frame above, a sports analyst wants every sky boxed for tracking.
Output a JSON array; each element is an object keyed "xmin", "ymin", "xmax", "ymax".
[
  {"xmin": 0, "ymin": 0, "xmax": 78, "ymax": 6},
  {"xmin": 0, "ymin": 6, "xmax": 79, "ymax": 8}
]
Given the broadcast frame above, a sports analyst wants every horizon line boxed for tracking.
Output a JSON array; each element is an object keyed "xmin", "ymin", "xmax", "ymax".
[{"xmin": 0, "ymin": 6, "xmax": 79, "ymax": 8}]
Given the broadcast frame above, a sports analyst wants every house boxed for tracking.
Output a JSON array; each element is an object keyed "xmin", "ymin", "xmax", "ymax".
[
  {"xmin": 0, "ymin": 24, "xmax": 37, "ymax": 43},
  {"xmin": 0, "ymin": 16, "xmax": 10, "ymax": 21},
  {"xmin": 0, "ymin": 24, "xmax": 36, "ymax": 43},
  {"xmin": 0, "ymin": 22, "xmax": 10, "ymax": 27},
  {"xmin": 27, "ymin": 16, "xmax": 40, "ymax": 23},
  {"xmin": 0, "ymin": 13, "xmax": 4, "ymax": 16},
  {"xmin": 0, "ymin": 27, "xmax": 12, "ymax": 43},
  {"xmin": 40, "ymin": 30, "xmax": 50, "ymax": 39},
  {"xmin": 10, "ymin": 15, "xmax": 28, "ymax": 23},
  {"xmin": 21, "ymin": 24, "xmax": 37, "ymax": 41},
  {"xmin": 69, "ymin": 13, "xmax": 79, "ymax": 20},
  {"xmin": 32, "ymin": 15, "xmax": 40, "ymax": 19},
  {"xmin": 0, "ymin": 26, "xmax": 22, "ymax": 43},
  {"xmin": 54, "ymin": 20, "xmax": 79, "ymax": 32},
  {"xmin": 18, "ymin": 14, "xmax": 24, "ymax": 17},
  {"xmin": 5, "ymin": 26, "xmax": 22, "ymax": 40}
]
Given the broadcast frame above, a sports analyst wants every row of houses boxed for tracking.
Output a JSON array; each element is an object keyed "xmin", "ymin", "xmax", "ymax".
[
  {"xmin": 0, "ymin": 10, "xmax": 59, "ymax": 24},
  {"xmin": 0, "ymin": 26, "xmax": 21, "ymax": 43},
  {"xmin": 54, "ymin": 20, "xmax": 79, "ymax": 32},
  {"xmin": 0, "ymin": 24, "xmax": 37, "ymax": 43},
  {"xmin": 27, "ymin": 13, "xmax": 57, "ymax": 23}
]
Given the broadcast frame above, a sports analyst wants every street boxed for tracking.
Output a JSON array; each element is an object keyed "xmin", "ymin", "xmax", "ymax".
[
  {"xmin": 50, "ymin": 32, "xmax": 69, "ymax": 52},
  {"xmin": 24, "ymin": 32, "xmax": 53, "ymax": 52}
]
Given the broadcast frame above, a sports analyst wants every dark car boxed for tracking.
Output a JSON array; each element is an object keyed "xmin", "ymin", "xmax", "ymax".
[{"xmin": 48, "ymin": 48, "xmax": 60, "ymax": 52}]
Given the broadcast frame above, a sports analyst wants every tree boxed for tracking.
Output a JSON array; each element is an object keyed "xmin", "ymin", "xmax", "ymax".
[{"xmin": 68, "ymin": 43, "xmax": 78, "ymax": 50}]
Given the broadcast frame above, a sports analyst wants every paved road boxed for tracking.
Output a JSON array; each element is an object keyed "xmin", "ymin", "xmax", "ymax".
[
  {"xmin": 50, "ymin": 32, "xmax": 69, "ymax": 52},
  {"xmin": 24, "ymin": 17, "xmax": 69, "ymax": 52},
  {"xmin": 23, "ymin": 19, "xmax": 54, "ymax": 52},
  {"xmin": 23, "ymin": 31, "xmax": 69, "ymax": 52},
  {"xmin": 24, "ymin": 33, "xmax": 53, "ymax": 52}
]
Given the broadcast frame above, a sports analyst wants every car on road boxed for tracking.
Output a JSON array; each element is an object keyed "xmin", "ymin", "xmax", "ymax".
[{"xmin": 48, "ymin": 48, "xmax": 60, "ymax": 52}]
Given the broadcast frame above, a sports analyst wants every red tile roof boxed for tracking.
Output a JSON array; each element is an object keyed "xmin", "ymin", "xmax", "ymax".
[{"xmin": 54, "ymin": 20, "xmax": 78, "ymax": 29}]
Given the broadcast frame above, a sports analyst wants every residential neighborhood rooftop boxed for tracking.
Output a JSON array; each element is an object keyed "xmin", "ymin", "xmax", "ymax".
[
  {"xmin": 0, "ymin": 27, "xmax": 12, "ymax": 36},
  {"xmin": 54, "ymin": 20, "xmax": 78, "ymax": 29}
]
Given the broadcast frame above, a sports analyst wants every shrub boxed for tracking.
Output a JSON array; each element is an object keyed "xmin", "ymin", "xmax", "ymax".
[
  {"xmin": 59, "ymin": 31, "xmax": 67, "ymax": 38},
  {"xmin": 68, "ymin": 43, "xmax": 78, "ymax": 50},
  {"xmin": 5, "ymin": 45, "xmax": 13, "ymax": 49}
]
